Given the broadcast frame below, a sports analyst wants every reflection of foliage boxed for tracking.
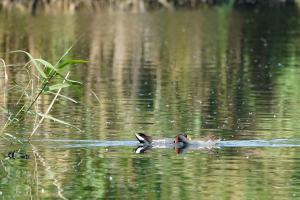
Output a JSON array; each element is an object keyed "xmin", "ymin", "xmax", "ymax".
[
  {"xmin": 1, "ymin": 5, "xmax": 300, "ymax": 138},
  {"xmin": 234, "ymin": 6, "xmax": 300, "ymax": 137},
  {"xmin": 0, "ymin": 4, "xmax": 300, "ymax": 199},
  {"xmin": 0, "ymin": 0, "xmax": 296, "ymax": 13},
  {"xmin": 0, "ymin": 0, "xmax": 231, "ymax": 13}
]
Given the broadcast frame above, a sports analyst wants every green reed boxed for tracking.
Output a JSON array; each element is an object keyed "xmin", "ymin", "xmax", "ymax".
[{"xmin": 0, "ymin": 48, "xmax": 87, "ymax": 142}]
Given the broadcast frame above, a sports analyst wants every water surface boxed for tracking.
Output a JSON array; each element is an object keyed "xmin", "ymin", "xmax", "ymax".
[{"xmin": 1, "ymin": 5, "xmax": 300, "ymax": 199}]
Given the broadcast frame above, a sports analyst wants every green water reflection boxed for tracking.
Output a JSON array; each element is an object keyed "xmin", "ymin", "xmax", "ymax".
[
  {"xmin": 1, "ymin": 4, "xmax": 300, "ymax": 200},
  {"xmin": 1, "ymin": 146, "xmax": 300, "ymax": 199}
]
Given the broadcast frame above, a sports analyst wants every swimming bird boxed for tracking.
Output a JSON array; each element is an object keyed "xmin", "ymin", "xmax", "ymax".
[
  {"xmin": 135, "ymin": 133, "xmax": 152, "ymax": 145},
  {"xmin": 135, "ymin": 133, "xmax": 190, "ymax": 145},
  {"xmin": 135, "ymin": 132, "xmax": 220, "ymax": 146},
  {"xmin": 135, "ymin": 132, "xmax": 220, "ymax": 154},
  {"xmin": 174, "ymin": 133, "xmax": 190, "ymax": 145},
  {"xmin": 135, "ymin": 133, "xmax": 219, "ymax": 145}
]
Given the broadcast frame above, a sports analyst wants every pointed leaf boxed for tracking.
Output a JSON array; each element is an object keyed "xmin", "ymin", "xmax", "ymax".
[
  {"xmin": 11, "ymin": 50, "xmax": 47, "ymax": 79},
  {"xmin": 46, "ymin": 83, "xmax": 70, "ymax": 91},
  {"xmin": 46, "ymin": 91, "xmax": 78, "ymax": 103},
  {"xmin": 0, "ymin": 106, "xmax": 9, "ymax": 114},
  {"xmin": 34, "ymin": 59, "xmax": 56, "ymax": 71},
  {"xmin": 66, "ymin": 79, "xmax": 82, "ymax": 85},
  {"xmin": 58, "ymin": 60, "xmax": 88, "ymax": 69},
  {"xmin": 36, "ymin": 112, "xmax": 81, "ymax": 131},
  {"xmin": 4, "ymin": 133, "xmax": 23, "ymax": 144}
]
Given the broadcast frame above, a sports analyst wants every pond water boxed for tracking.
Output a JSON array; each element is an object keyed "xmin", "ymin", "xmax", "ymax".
[{"xmin": 1, "ymin": 4, "xmax": 300, "ymax": 200}]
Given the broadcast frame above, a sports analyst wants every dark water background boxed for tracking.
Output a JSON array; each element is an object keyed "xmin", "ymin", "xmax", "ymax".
[{"xmin": 1, "ymin": 4, "xmax": 300, "ymax": 199}]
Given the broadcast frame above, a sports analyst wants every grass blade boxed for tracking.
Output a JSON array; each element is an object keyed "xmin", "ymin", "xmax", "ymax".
[
  {"xmin": 11, "ymin": 50, "xmax": 47, "ymax": 79},
  {"xmin": 34, "ymin": 58, "xmax": 54, "ymax": 69},
  {"xmin": 0, "ymin": 59, "xmax": 8, "ymax": 82},
  {"xmin": 4, "ymin": 133, "xmax": 23, "ymax": 144},
  {"xmin": 58, "ymin": 60, "xmax": 88, "ymax": 69},
  {"xmin": 36, "ymin": 112, "xmax": 79, "ymax": 130},
  {"xmin": 46, "ymin": 83, "xmax": 70, "ymax": 91},
  {"xmin": 0, "ymin": 106, "xmax": 9, "ymax": 114},
  {"xmin": 65, "ymin": 79, "xmax": 82, "ymax": 85},
  {"xmin": 46, "ymin": 91, "xmax": 78, "ymax": 103}
]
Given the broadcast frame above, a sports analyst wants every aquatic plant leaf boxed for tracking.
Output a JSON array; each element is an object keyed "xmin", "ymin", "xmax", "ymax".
[
  {"xmin": 34, "ymin": 58, "xmax": 69, "ymax": 78},
  {"xmin": 0, "ymin": 106, "xmax": 9, "ymax": 114},
  {"xmin": 36, "ymin": 113, "xmax": 70, "ymax": 125},
  {"xmin": 46, "ymin": 91, "xmax": 78, "ymax": 103},
  {"xmin": 34, "ymin": 58, "xmax": 56, "ymax": 71},
  {"xmin": 58, "ymin": 60, "xmax": 88, "ymax": 69},
  {"xmin": 11, "ymin": 50, "xmax": 47, "ymax": 79},
  {"xmin": 66, "ymin": 79, "xmax": 82, "ymax": 85},
  {"xmin": 36, "ymin": 112, "xmax": 80, "ymax": 130},
  {"xmin": 34, "ymin": 59, "xmax": 82, "ymax": 86},
  {"xmin": 4, "ymin": 133, "xmax": 23, "ymax": 144},
  {"xmin": 46, "ymin": 83, "xmax": 70, "ymax": 91}
]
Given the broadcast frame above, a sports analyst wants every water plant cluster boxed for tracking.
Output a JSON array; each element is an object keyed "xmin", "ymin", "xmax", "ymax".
[{"xmin": 0, "ymin": 48, "xmax": 86, "ymax": 141}]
